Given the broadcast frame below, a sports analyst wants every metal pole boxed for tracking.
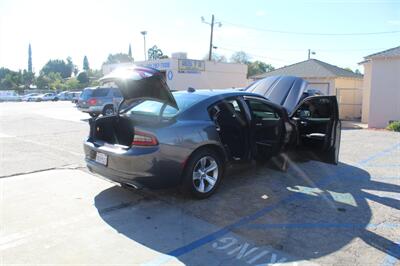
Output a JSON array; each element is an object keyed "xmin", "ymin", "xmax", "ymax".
[
  {"xmin": 144, "ymin": 34, "xmax": 147, "ymax": 61},
  {"xmin": 308, "ymin": 49, "xmax": 310, "ymax": 60},
  {"xmin": 141, "ymin": 31, "xmax": 147, "ymax": 61},
  {"xmin": 208, "ymin": 14, "xmax": 215, "ymax": 61}
]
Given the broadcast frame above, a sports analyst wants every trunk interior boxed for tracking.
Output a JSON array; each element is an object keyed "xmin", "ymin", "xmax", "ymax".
[{"xmin": 91, "ymin": 115, "xmax": 134, "ymax": 147}]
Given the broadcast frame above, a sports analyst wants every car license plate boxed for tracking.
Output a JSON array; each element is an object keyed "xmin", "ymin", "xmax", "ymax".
[{"xmin": 95, "ymin": 152, "xmax": 108, "ymax": 166}]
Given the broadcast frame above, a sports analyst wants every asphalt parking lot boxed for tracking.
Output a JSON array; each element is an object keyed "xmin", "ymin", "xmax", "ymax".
[{"xmin": 0, "ymin": 101, "xmax": 399, "ymax": 266}]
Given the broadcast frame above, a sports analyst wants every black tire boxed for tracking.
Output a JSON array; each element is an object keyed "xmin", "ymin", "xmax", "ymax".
[
  {"xmin": 181, "ymin": 148, "xmax": 224, "ymax": 199},
  {"xmin": 102, "ymin": 105, "xmax": 114, "ymax": 116},
  {"xmin": 53, "ymin": 97, "xmax": 59, "ymax": 101},
  {"xmin": 89, "ymin": 112, "xmax": 98, "ymax": 118}
]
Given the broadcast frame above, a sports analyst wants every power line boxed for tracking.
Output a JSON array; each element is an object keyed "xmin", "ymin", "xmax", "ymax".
[
  {"xmin": 217, "ymin": 44, "xmax": 388, "ymax": 52},
  {"xmin": 221, "ymin": 21, "xmax": 400, "ymax": 36}
]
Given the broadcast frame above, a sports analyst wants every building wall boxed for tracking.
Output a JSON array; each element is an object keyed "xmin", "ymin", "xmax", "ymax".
[
  {"xmin": 367, "ymin": 57, "xmax": 400, "ymax": 128},
  {"xmin": 102, "ymin": 59, "xmax": 248, "ymax": 91},
  {"xmin": 361, "ymin": 62, "xmax": 372, "ymax": 123},
  {"xmin": 335, "ymin": 77, "xmax": 364, "ymax": 120},
  {"xmin": 168, "ymin": 60, "xmax": 247, "ymax": 90}
]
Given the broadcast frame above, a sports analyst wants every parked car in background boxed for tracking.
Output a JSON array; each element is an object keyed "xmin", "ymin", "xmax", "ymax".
[
  {"xmin": 57, "ymin": 91, "xmax": 72, "ymax": 101},
  {"xmin": 0, "ymin": 91, "xmax": 21, "ymax": 102},
  {"xmin": 70, "ymin": 91, "xmax": 81, "ymax": 103},
  {"xmin": 22, "ymin": 93, "xmax": 40, "ymax": 101},
  {"xmin": 77, "ymin": 87, "xmax": 122, "ymax": 117},
  {"xmin": 30, "ymin": 93, "xmax": 59, "ymax": 102},
  {"xmin": 84, "ymin": 67, "xmax": 341, "ymax": 198}
]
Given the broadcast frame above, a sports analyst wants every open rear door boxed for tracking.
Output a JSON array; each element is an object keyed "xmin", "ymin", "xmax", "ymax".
[{"xmin": 290, "ymin": 96, "xmax": 341, "ymax": 164}]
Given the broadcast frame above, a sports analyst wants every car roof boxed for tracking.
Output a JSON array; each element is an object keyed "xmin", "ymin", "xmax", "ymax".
[{"xmin": 173, "ymin": 88, "xmax": 263, "ymax": 99}]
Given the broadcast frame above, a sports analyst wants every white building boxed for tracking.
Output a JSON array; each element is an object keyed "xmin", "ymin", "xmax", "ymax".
[
  {"xmin": 360, "ymin": 46, "xmax": 400, "ymax": 128},
  {"xmin": 250, "ymin": 59, "xmax": 364, "ymax": 120},
  {"xmin": 102, "ymin": 53, "xmax": 248, "ymax": 91}
]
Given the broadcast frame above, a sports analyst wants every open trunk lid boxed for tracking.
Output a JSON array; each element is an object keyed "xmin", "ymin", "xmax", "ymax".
[
  {"xmin": 100, "ymin": 66, "xmax": 178, "ymax": 109},
  {"xmin": 246, "ymin": 76, "xmax": 308, "ymax": 113}
]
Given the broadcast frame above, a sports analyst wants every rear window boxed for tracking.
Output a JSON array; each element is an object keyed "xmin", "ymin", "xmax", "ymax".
[
  {"xmin": 125, "ymin": 92, "xmax": 207, "ymax": 118},
  {"xmin": 92, "ymin": 88, "xmax": 110, "ymax": 97},
  {"xmin": 80, "ymin": 89, "xmax": 93, "ymax": 99}
]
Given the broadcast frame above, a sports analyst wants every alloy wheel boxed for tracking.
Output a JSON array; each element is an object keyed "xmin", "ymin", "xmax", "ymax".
[{"xmin": 192, "ymin": 156, "xmax": 219, "ymax": 193}]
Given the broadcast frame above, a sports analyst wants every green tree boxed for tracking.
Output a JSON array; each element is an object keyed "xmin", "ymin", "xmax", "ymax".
[
  {"xmin": 0, "ymin": 73, "xmax": 17, "ymax": 90},
  {"xmin": 28, "ymin": 43, "xmax": 32, "ymax": 73},
  {"xmin": 83, "ymin": 56, "xmax": 90, "ymax": 71},
  {"xmin": 36, "ymin": 74, "xmax": 51, "ymax": 90},
  {"xmin": 65, "ymin": 77, "xmax": 80, "ymax": 90},
  {"xmin": 22, "ymin": 70, "xmax": 35, "ymax": 88},
  {"xmin": 77, "ymin": 71, "xmax": 89, "ymax": 84},
  {"xmin": 148, "ymin": 45, "xmax": 165, "ymax": 60},
  {"xmin": 41, "ymin": 59, "xmax": 73, "ymax": 78},
  {"xmin": 103, "ymin": 53, "xmax": 134, "ymax": 65},
  {"xmin": 230, "ymin": 51, "xmax": 251, "ymax": 64},
  {"xmin": 248, "ymin": 61, "xmax": 275, "ymax": 77},
  {"xmin": 88, "ymin": 69, "xmax": 103, "ymax": 80},
  {"xmin": 73, "ymin": 67, "xmax": 79, "ymax": 76},
  {"xmin": 203, "ymin": 53, "xmax": 227, "ymax": 62}
]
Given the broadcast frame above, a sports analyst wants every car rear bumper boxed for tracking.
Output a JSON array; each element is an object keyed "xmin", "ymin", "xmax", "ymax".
[
  {"xmin": 83, "ymin": 140, "xmax": 182, "ymax": 188},
  {"xmin": 78, "ymin": 105, "xmax": 103, "ymax": 113}
]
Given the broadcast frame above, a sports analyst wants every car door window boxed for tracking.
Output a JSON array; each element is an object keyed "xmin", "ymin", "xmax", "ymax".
[
  {"xmin": 247, "ymin": 99, "xmax": 280, "ymax": 120},
  {"xmin": 295, "ymin": 98, "xmax": 332, "ymax": 119}
]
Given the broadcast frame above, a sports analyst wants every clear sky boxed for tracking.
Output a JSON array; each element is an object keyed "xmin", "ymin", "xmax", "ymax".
[{"xmin": 0, "ymin": 0, "xmax": 399, "ymax": 73}]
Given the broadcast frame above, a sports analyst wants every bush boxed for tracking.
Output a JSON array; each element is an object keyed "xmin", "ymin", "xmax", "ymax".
[{"xmin": 387, "ymin": 121, "xmax": 400, "ymax": 132}]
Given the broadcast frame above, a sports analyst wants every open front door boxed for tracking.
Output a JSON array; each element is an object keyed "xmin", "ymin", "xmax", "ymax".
[
  {"xmin": 245, "ymin": 97, "xmax": 286, "ymax": 161},
  {"xmin": 290, "ymin": 96, "xmax": 341, "ymax": 164}
]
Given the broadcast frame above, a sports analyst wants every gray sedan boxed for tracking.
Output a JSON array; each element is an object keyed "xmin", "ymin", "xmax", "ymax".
[{"xmin": 84, "ymin": 67, "xmax": 341, "ymax": 198}]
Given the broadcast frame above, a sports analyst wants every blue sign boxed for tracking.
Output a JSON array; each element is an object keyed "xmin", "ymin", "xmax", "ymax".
[{"xmin": 167, "ymin": 70, "xmax": 173, "ymax": 80}]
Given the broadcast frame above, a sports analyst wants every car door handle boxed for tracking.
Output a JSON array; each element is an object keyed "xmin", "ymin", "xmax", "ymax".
[
  {"xmin": 256, "ymin": 123, "xmax": 262, "ymax": 126},
  {"xmin": 300, "ymin": 121, "xmax": 308, "ymax": 126}
]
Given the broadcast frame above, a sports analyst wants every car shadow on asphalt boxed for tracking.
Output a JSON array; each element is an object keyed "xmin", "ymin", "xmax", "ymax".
[{"xmin": 94, "ymin": 160, "xmax": 400, "ymax": 264}]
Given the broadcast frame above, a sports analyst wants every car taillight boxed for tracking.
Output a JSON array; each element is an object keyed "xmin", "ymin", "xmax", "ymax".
[
  {"xmin": 132, "ymin": 131, "xmax": 158, "ymax": 146},
  {"xmin": 88, "ymin": 98, "xmax": 97, "ymax": 105}
]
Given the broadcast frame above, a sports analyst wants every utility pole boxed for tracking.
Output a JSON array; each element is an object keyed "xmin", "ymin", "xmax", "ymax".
[
  {"xmin": 141, "ymin": 31, "xmax": 147, "ymax": 61},
  {"xmin": 208, "ymin": 15, "xmax": 215, "ymax": 61},
  {"xmin": 28, "ymin": 43, "xmax": 32, "ymax": 73},
  {"xmin": 308, "ymin": 49, "xmax": 316, "ymax": 60},
  {"xmin": 201, "ymin": 15, "xmax": 222, "ymax": 61}
]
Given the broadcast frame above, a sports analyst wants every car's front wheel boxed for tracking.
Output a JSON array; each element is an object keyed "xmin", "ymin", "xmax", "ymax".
[{"xmin": 181, "ymin": 148, "xmax": 224, "ymax": 199}]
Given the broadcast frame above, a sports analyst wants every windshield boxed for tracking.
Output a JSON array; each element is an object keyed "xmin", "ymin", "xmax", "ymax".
[{"xmin": 125, "ymin": 92, "xmax": 207, "ymax": 118}]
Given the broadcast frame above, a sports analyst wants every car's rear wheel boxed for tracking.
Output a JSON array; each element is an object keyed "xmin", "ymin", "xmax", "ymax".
[
  {"xmin": 103, "ymin": 105, "xmax": 114, "ymax": 116},
  {"xmin": 181, "ymin": 148, "xmax": 223, "ymax": 199}
]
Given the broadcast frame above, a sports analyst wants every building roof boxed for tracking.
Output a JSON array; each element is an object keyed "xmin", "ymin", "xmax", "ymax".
[
  {"xmin": 251, "ymin": 59, "xmax": 363, "ymax": 80},
  {"xmin": 364, "ymin": 46, "xmax": 400, "ymax": 59}
]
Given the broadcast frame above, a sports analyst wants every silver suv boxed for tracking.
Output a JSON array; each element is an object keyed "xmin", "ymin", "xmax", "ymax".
[{"xmin": 77, "ymin": 87, "xmax": 123, "ymax": 117}]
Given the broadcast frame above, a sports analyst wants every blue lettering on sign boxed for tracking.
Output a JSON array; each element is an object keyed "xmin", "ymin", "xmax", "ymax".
[{"xmin": 167, "ymin": 70, "xmax": 173, "ymax": 80}]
